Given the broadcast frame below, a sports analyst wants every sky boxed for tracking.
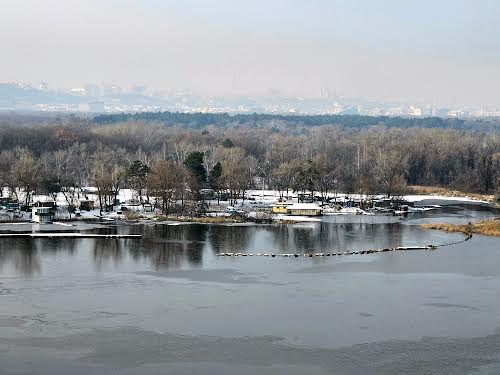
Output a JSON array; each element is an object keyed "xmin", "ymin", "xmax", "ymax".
[{"xmin": 1, "ymin": 0, "xmax": 499, "ymax": 106}]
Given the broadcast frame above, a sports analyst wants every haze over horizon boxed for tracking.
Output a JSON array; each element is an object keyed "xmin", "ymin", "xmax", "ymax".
[{"xmin": 1, "ymin": 0, "xmax": 499, "ymax": 107}]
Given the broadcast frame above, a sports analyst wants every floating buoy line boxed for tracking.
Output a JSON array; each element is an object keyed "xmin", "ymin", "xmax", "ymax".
[
  {"xmin": 216, "ymin": 234, "xmax": 473, "ymax": 258},
  {"xmin": 217, "ymin": 246, "xmax": 435, "ymax": 258}
]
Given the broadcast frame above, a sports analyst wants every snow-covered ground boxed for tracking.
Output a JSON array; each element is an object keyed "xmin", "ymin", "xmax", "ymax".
[
  {"xmin": 0, "ymin": 187, "xmax": 494, "ymax": 224},
  {"xmin": 403, "ymin": 195, "xmax": 491, "ymax": 205},
  {"xmin": 233, "ymin": 190, "xmax": 493, "ymax": 208},
  {"xmin": 3, "ymin": 188, "xmax": 491, "ymax": 211}
]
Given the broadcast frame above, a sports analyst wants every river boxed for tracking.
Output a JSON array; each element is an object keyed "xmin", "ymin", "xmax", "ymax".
[{"xmin": 0, "ymin": 203, "xmax": 499, "ymax": 374}]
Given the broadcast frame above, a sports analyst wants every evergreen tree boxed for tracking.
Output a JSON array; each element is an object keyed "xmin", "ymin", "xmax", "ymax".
[
  {"xmin": 209, "ymin": 161, "xmax": 223, "ymax": 204},
  {"xmin": 221, "ymin": 138, "xmax": 234, "ymax": 148},
  {"xmin": 184, "ymin": 152, "xmax": 207, "ymax": 202},
  {"xmin": 127, "ymin": 160, "xmax": 150, "ymax": 204},
  {"xmin": 183, "ymin": 152, "xmax": 207, "ymax": 185}
]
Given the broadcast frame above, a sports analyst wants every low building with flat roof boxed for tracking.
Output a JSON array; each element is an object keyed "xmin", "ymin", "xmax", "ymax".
[
  {"xmin": 271, "ymin": 201, "xmax": 294, "ymax": 214},
  {"xmin": 286, "ymin": 203, "xmax": 322, "ymax": 216}
]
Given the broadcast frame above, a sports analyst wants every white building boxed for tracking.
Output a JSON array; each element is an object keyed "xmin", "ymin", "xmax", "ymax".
[
  {"xmin": 84, "ymin": 84, "xmax": 102, "ymax": 98},
  {"xmin": 70, "ymin": 88, "xmax": 86, "ymax": 96},
  {"xmin": 287, "ymin": 203, "xmax": 322, "ymax": 216},
  {"xmin": 32, "ymin": 206, "xmax": 55, "ymax": 223},
  {"xmin": 408, "ymin": 105, "xmax": 422, "ymax": 116}
]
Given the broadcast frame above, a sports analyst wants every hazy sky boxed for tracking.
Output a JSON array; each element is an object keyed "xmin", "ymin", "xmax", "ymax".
[{"xmin": 1, "ymin": 0, "xmax": 499, "ymax": 106}]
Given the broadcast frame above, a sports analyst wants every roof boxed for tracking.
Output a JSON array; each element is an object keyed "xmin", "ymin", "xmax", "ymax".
[
  {"xmin": 273, "ymin": 201, "xmax": 294, "ymax": 206},
  {"xmin": 287, "ymin": 203, "xmax": 322, "ymax": 210}
]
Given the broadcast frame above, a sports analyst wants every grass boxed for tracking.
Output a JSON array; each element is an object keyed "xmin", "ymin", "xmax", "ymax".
[
  {"xmin": 421, "ymin": 218, "xmax": 500, "ymax": 237},
  {"xmin": 123, "ymin": 211, "xmax": 141, "ymax": 221}
]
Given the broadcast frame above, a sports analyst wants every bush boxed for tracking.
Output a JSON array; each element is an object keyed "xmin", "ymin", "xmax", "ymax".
[{"xmin": 124, "ymin": 211, "xmax": 141, "ymax": 221}]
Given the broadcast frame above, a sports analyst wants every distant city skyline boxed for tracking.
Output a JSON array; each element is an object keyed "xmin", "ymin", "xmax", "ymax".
[
  {"xmin": 2, "ymin": 79, "xmax": 499, "ymax": 118},
  {"xmin": 1, "ymin": 0, "xmax": 500, "ymax": 107}
]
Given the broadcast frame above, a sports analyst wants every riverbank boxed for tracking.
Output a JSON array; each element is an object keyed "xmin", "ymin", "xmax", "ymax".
[
  {"xmin": 421, "ymin": 218, "xmax": 500, "ymax": 237},
  {"xmin": 150, "ymin": 215, "xmax": 297, "ymax": 225},
  {"xmin": 409, "ymin": 185, "xmax": 499, "ymax": 207},
  {"xmin": 2, "ymin": 190, "xmax": 498, "ymax": 226}
]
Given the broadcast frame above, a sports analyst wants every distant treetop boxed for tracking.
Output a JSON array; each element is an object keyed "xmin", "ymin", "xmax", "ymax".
[{"xmin": 92, "ymin": 111, "xmax": 499, "ymax": 132}]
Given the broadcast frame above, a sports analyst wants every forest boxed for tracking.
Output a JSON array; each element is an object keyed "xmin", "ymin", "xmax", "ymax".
[
  {"xmin": 93, "ymin": 111, "xmax": 500, "ymax": 131},
  {"xmin": 0, "ymin": 112, "xmax": 499, "ymax": 214}
]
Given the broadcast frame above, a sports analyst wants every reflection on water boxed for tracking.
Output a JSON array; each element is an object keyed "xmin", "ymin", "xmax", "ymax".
[
  {"xmin": 0, "ymin": 238, "xmax": 79, "ymax": 277},
  {"xmin": 0, "ymin": 239, "xmax": 41, "ymax": 277},
  {"xmin": 0, "ymin": 222, "xmax": 424, "ymax": 277},
  {"xmin": 0, "ymin": 204, "xmax": 498, "ymax": 278},
  {"xmin": 93, "ymin": 238, "xmax": 128, "ymax": 271}
]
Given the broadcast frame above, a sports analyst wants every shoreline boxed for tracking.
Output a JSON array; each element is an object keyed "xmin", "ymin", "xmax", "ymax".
[
  {"xmin": 421, "ymin": 218, "xmax": 500, "ymax": 237},
  {"xmin": 408, "ymin": 186, "xmax": 498, "ymax": 206},
  {"xmin": 1, "ymin": 193, "xmax": 498, "ymax": 226}
]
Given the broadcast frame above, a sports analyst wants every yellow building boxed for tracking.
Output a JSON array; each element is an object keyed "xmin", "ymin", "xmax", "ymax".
[
  {"xmin": 271, "ymin": 201, "xmax": 293, "ymax": 214},
  {"xmin": 287, "ymin": 203, "xmax": 322, "ymax": 216}
]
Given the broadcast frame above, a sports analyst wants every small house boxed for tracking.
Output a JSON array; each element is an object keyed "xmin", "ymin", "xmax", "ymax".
[
  {"xmin": 31, "ymin": 201, "xmax": 56, "ymax": 223},
  {"xmin": 286, "ymin": 203, "xmax": 322, "ymax": 216},
  {"xmin": 79, "ymin": 199, "xmax": 95, "ymax": 211},
  {"xmin": 6, "ymin": 202, "xmax": 19, "ymax": 211},
  {"xmin": 120, "ymin": 203, "xmax": 141, "ymax": 212},
  {"xmin": 0, "ymin": 197, "xmax": 12, "ymax": 208},
  {"xmin": 297, "ymin": 193, "xmax": 314, "ymax": 203},
  {"xmin": 271, "ymin": 201, "xmax": 294, "ymax": 214}
]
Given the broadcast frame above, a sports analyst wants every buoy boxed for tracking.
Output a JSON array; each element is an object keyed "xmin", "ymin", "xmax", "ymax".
[{"xmin": 216, "ymin": 243, "xmax": 439, "ymax": 260}]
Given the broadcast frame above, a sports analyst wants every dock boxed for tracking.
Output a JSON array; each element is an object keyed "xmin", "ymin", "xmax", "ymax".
[{"xmin": 0, "ymin": 233, "xmax": 142, "ymax": 239}]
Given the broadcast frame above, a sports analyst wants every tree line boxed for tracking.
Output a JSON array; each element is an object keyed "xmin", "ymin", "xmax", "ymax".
[
  {"xmin": 0, "ymin": 113, "xmax": 499, "ymax": 214},
  {"xmin": 93, "ymin": 111, "xmax": 500, "ymax": 131}
]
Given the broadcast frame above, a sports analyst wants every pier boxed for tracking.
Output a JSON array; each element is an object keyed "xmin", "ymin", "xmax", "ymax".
[{"xmin": 0, "ymin": 233, "xmax": 142, "ymax": 239}]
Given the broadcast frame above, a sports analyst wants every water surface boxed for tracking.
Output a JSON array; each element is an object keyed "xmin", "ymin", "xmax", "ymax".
[{"xmin": 1, "ymin": 204, "xmax": 499, "ymax": 374}]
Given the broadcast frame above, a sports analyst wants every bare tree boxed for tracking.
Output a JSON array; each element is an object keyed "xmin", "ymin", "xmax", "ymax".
[
  {"xmin": 374, "ymin": 146, "xmax": 407, "ymax": 198},
  {"xmin": 12, "ymin": 149, "xmax": 39, "ymax": 207},
  {"xmin": 147, "ymin": 160, "xmax": 186, "ymax": 215},
  {"xmin": 0, "ymin": 150, "xmax": 16, "ymax": 198},
  {"xmin": 91, "ymin": 149, "xmax": 127, "ymax": 215}
]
